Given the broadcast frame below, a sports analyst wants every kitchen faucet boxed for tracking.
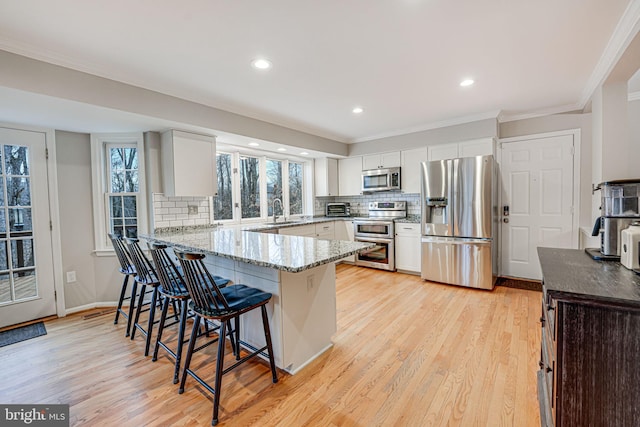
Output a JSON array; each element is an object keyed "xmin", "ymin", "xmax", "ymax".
[{"xmin": 272, "ymin": 198, "xmax": 283, "ymax": 223}]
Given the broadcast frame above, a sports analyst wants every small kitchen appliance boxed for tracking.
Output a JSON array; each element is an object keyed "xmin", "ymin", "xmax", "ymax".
[
  {"xmin": 361, "ymin": 167, "xmax": 401, "ymax": 193},
  {"xmin": 620, "ymin": 222, "xmax": 640, "ymax": 269},
  {"xmin": 590, "ymin": 179, "xmax": 640, "ymax": 259},
  {"xmin": 326, "ymin": 202, "xmax": 351, "ymax": 217}
]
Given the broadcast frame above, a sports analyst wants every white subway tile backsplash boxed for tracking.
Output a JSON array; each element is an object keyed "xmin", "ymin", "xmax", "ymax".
[{"xmin": 152, "ymin": 193, "xmax": 212, "ymax": 231}]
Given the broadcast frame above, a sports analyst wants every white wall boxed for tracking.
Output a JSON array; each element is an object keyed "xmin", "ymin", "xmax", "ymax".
[
  {"xmin": 55, "ymin": 130, "xmax": 125, "ymax": 309},
  {"xmin": 348, "ymin": 118, "xmax": 498, "ymax": 156}
]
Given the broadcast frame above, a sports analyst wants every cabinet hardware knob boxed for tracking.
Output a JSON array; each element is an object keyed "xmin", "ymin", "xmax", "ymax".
[
  {"xmin": 546, "ymin": 366, "xmax": 553, "ymax": 373},
  {"xmin": 547, "ymin": 305, "xmax": 555, "ymax": 311}
]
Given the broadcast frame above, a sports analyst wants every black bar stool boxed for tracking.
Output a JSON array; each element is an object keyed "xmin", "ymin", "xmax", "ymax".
[
  {"xmin": 175, "ymin": 249, "xmax": 278, "ymax": 426},
  {"xmin": 125, "ymin": 238, "xmax": 162, "ymax": 356},
  {"xmin": 149, "ymin": 243, "xmax": 232, "ymax": 384},
  {"xmin": 108, "ymin": 233, "xmax": 137, "ymax": 337}
]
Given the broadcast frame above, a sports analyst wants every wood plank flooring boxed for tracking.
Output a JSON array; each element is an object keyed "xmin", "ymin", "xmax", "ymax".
[{"xmin": 0, "ymin": 265, "xmax": 542, "ymax": 426}]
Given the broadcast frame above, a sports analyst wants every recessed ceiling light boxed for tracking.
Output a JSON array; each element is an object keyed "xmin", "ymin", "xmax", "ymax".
[
  {"xmin": 352, "ymin": 107, "xmax": 364, "ymax": 114},
  {"xmin": 277, "ymin": 148, "xmax": 287, "ymax": 152},
  {"xmin": 460, "ymin": 79, "xmax": 474, "ymax": 87},
  {"xmin": 300, "ymin": 152, "xmax": 309, "ymax": 156},
  {"xmin": 248, "ymin": 142, "xmax": 260, "ymax": 147},
  {"xmin": 251, "ymin": 58, "xmax": 272, "ymax": 70}
]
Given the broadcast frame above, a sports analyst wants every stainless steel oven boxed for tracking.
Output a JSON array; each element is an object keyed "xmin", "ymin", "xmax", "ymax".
[
  {"xmin": 353, "ymin": 201, "xmax": 406, "ymax": 271},
  {"xmin": 354, "ymin": 221, "xmax": 395, "ymax": 271}
]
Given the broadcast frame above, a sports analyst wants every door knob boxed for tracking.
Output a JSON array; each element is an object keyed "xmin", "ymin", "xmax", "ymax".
[{"xmin": 503, "ymin": 218, "xmax": 509, "ymax": 223}]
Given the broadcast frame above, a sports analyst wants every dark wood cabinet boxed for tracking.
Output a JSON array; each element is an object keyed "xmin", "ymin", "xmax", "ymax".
[{"xmin": 538, "ymin": 248, "xmax": 640, "ymax": 427}]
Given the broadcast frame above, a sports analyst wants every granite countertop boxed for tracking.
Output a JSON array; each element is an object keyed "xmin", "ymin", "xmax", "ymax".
[
  {"xmin": 538, "ymin": 247, "xmax": 640, "ymax": 307},
  {"xmin": 140, "ymin": 226, "xmax": 373, "ymax": 273},
  {"xmin": 395, "ymin": 215, "xmax": 420, "ymax": 224}
]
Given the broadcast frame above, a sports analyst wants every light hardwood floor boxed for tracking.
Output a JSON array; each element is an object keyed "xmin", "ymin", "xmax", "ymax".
[{"xmin": 0, "ymin": 265, "xmax": 542, "ymax": 426}]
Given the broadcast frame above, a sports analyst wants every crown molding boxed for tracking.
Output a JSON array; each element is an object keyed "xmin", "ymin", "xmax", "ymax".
[
  {"xmin": 351, "ymin": 110, "xmax": 500, "ymax": 143},
  {"xmin": 580, "ymin": 0, "xmax": 640, "ymax": 107},
  {"xmin": 498, "ymin": 102, "xmax": 586, "ymax": 123}
]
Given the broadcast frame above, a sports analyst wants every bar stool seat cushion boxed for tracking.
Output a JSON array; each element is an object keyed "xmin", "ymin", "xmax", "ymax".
[{"xmin": 189, "ymin": 285, "xmax": 272, "ymax": 317}]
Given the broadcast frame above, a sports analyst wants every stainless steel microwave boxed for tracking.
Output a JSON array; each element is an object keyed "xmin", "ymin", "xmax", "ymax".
[{"xmin": 362, "ymin": 167, "xmax": 401, "ymax": 192}]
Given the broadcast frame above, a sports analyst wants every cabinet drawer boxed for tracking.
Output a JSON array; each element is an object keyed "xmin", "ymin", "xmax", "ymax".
[
  {"xmin": 541, "ymin": 327, "xmax": 555, "ymax": 414},
  {"xmin": 543, "ymin": 293, "xmax": 557, "ymax": 343},
  {"xmin": 395, "ymin": 223, "xmax": 420, "ymax": 235}
]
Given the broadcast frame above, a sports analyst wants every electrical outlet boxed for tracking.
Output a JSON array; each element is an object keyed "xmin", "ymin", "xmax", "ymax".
[
  {"xmin": 66, "ymin": 271, "xmax": 77, "ymax": 283},
  {"xmin": 188, "ymin": 205, "xmax": 199, "ymax": 214}
]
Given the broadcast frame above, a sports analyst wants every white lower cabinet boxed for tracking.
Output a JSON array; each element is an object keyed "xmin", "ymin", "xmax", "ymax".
[
  {"xmin": 315, "ymin": 222, "xmax": 335, "ymax": 239},
  {"xmin": 334, "ymin": 220, "xmax": 355, "ymax": 262},
  {"xmin": 278, "ymin": 224, "xmax": 316, "ymax": 237},
  {"xmin": 395, "ymin": 223, "xmax": 421, "ymax": 273}
]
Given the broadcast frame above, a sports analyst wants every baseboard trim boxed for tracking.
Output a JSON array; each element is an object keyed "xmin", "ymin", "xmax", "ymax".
[
  {"xmin": 496, "ymin": 276, "xmax": 542, "ymax": 292},
  {"xmin": 65, "ymin": 301, "xmax": 125, "ymax": 316}
]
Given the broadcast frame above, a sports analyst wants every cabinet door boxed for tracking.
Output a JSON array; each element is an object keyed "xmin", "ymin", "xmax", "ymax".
[
  {"xmin": 315, "ymin": 158, "xmax": 338, "ymax": 196},
  {"xmin": 395, "ymin": 223, "xmax": 421, "ymax": 272},
  {"xmin": 338, "ymin": 156, "xmax": 363, "ymax": 196},
  {"xmin": 335, "ymin": 220, "xmax": 355, "ymax": 262},
  {"xmin": 315, "ymin": 222, "xmax": 335, "ymax": 239},
  {"xmin": 459, "ymin": 138, "xmax": 494, "ymax": 158},
  {"xmin": 428, "ymin": 143, "xmax": 459, "ymax": 161},
  {"xmin": 278, "ymin": 224, "xmax": 315, "ymax": 236},
  {"xmin": 400, "ymin": 147, "xmax": 429, "ymax": 194},
  {"xmin": 363, "ymin": 152, "xmax": 400, "ymax": 169},
  {"xmin": 161, "ymin": 130, "xmax": 216, "ymax": 197},
  {"xmin": 362, "ymin": 154, "xmax": 381, "ymax": 170}
]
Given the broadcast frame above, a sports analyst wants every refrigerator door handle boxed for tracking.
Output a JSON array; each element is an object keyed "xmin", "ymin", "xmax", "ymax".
[{"xmin": 421, "ymin": 236, "xmax": 491, "ymax": 245}]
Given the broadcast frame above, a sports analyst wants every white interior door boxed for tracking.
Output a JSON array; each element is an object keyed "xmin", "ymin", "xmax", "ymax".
[
  {"xmin": 0, "ymin": 127, "xmax": 56, "ymax": 328},
  {"xmin": 500, "ymin": 134, "xmax": 575, "ymax": 280}
]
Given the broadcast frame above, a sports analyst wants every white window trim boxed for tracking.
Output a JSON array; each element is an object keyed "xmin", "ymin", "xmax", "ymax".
[{"xmin": 91, "ymin": 132, "xmax": 148, "ymax": 255}]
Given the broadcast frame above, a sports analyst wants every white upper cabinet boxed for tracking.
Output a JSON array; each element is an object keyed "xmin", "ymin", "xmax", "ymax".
[
  {"xmin": 315, "ymin": 158, "xmax": 338, "ymax": 197},
  {"xmin": 161, "ymin": 130, "xmax": 217, "ymax": 197},
  {"xmin": 362, "ymin": 151, "xmax": 401, "ymax": 170},
  {"xmin": 427, "ymin": 138, "xmax": 495, "ymax": 161},
  {"xmin": 338, "ymin": 156, "xmax": 363, "ymax": 196},
  {"xmin": 400, "ymin": 147, "xmax": 429, "ymax": 194}
]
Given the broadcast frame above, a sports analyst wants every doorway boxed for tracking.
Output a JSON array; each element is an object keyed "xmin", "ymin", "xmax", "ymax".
[
  {"xmin": 0, "ymin": 126, "xmax": 58, "ymax": 328},
  {"xmin": 499, "ymin": 131, "xmax": 580, "ymax": 280}
]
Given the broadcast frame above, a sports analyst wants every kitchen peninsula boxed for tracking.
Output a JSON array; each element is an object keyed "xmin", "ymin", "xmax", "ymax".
[{"xmin": 141, "ymin": 224, "xmax": 373, "ymax": 374}]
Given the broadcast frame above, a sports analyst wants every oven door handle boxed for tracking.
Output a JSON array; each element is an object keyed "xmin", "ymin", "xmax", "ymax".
[{"xmin": 355, "ymin": 236, "xmax": 394, "ymax": 244}]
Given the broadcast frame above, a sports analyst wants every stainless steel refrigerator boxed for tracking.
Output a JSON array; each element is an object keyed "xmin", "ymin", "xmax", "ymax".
[{"xmin": 420, "ymin": 155, "xmax": 497, "ymax": 290}]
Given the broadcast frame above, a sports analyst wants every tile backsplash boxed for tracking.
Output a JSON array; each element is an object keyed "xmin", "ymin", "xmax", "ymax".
[
  {"xmin": 152, "ymin": 193, "xmax": 212, "ymax": 230},
  {"xmin": 315, "ymin": 193, "xmax": 421, "ymax": 217}
]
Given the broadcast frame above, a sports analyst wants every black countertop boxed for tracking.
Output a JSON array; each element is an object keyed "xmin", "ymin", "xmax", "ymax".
[{"xmin": 538, "ymin": 247, "xmax": 640, "ymax": 308}]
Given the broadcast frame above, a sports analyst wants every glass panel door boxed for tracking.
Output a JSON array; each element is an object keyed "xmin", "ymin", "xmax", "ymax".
[{"xmin": 0, "ymin": 128, "xmax": 55, "ymax": 328}]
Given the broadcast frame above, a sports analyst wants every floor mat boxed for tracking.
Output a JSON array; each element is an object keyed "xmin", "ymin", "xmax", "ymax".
[{"xmin": 0, "ymin": 322, "xmax": 47, "ymax": 347}]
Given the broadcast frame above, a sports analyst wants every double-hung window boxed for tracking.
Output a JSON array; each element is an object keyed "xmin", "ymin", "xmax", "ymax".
[{"xmin": 91, "ymin": 133, "xmax": 148, "ymax": 253}]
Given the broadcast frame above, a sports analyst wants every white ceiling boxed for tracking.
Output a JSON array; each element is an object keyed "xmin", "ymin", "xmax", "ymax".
[{"xmin": 0, "ymin": 0, "xmax": 637, "ymax": 144}]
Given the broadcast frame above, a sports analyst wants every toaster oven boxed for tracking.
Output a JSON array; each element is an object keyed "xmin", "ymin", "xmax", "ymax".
[{"xmin": 326, "ymin": 203, "xmax": 351, "ymax": 217}]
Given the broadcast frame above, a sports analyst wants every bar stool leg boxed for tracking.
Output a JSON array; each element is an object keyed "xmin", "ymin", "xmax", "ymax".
[
  {"xmin": 234, "ymin": 316, "xmax": 241, "ymax": 360},
  {"xmin": 130, "ymin": 284, "xmax": 147, "ymax": 340},
  {"xmin": 261, "ymin": 306, "xmax": 278, "ymax": 383},
  {"xmin": 152, "ymin": 296, "xmax": 170, "ymax": 362},
  {"xmin": 114, "ymin": 275, "xmax": 129, "ymax": 325},
  {"xmin": 179, "ymin": 315, "xmax": 202, "ymax": 394},
  {"xmin": 212, "ymin": 320, "xmax": 227, "ymax": 426},
  {"xmin": 144, "ymin": 287, "xmax": 159, "ymax": 356},
  {"xmin": 173, "ymin": 299, "xmax": 189, "ymax": 384},
  {"xmin": 125, "ymin": 281, "xmax": 138, "ymax": 338}
]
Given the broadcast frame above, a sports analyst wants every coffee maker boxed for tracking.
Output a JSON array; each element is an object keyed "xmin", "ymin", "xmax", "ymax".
[{"xmin": 591, "ymin": 180, "xmax": 640, "ymax": 258}]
